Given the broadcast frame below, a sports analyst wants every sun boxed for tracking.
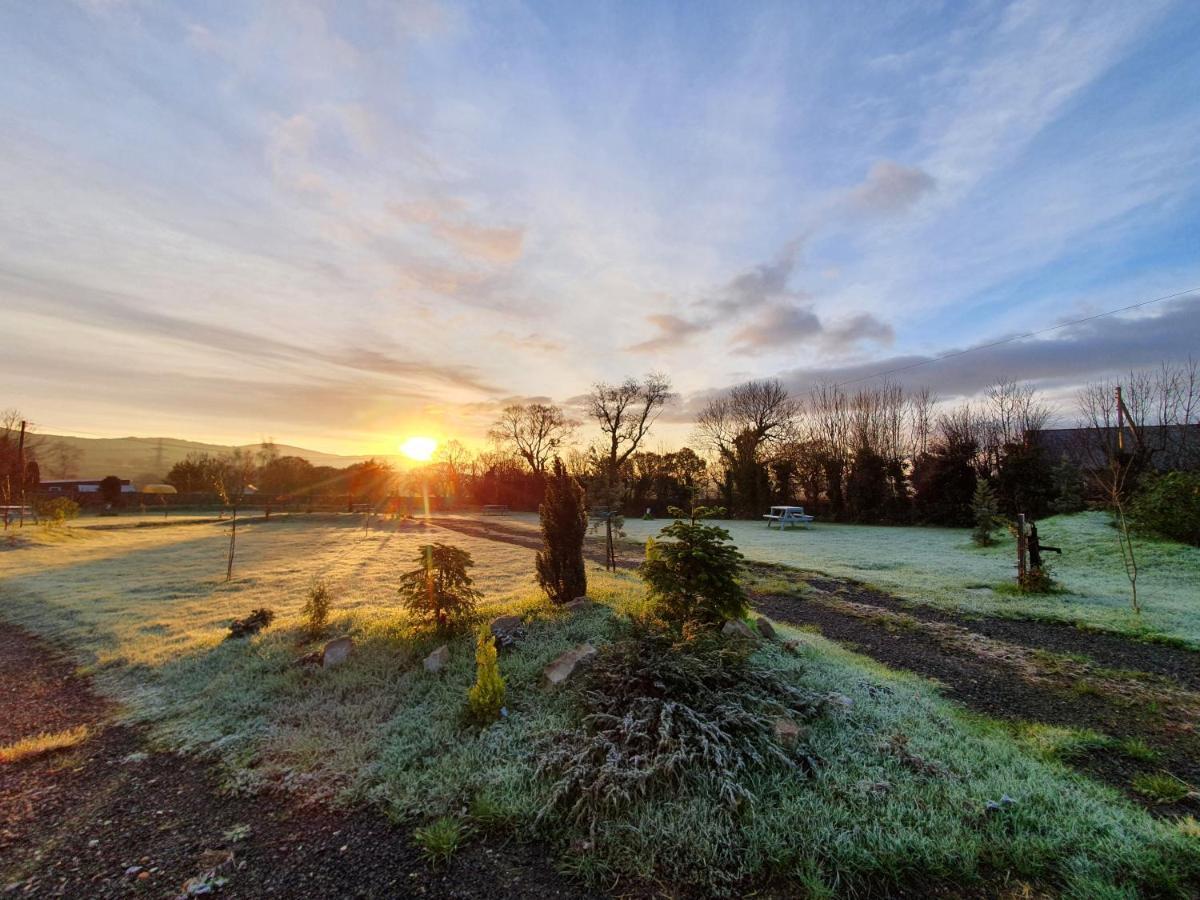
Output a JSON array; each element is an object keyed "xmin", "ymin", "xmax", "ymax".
[{"xmin": 399, "ymin": 436, "xmax": 438, "ymax": 462}]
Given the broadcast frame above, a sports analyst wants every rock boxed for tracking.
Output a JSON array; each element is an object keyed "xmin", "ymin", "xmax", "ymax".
[
  {"xmin": 564, "ymin": 597, "xmax": 594, "ymax": 612},
  {"xmin": 782, "ymin": 638, "xmax": 803, "ymax": 653},
  {"xmin": 490, "ymin": 615, "xmax": 526, "ymax": 650},
  {"xmin": 773, "ymin": 717, "xmax": 804, "ymax": 747},
  {"xmin": 543, "ymin": 643, "xmax": 597, "ymax": 686},
  {"xmin": 756, "ymin": 617, "xmax": 778, "ymax": 640},
  {"xmin": 322, "ymin": 637, "xmax": 353, "ymax": 668},
  {"xmin": 424, "ymin": 644, "xmax": 450, "ymax": 673},
  {"xmin": 123, "ymin": 866, "xmax": 144, "ymax": 879},
  {"xmin": 721, "ymin": 619, "xmax": 756, "ymax": 639}
]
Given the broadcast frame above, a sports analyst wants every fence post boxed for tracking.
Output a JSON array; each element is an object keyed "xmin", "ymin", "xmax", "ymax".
[{"xmin": 1016, "ymin": 512, "xmax": 1027, "ymax": 582}]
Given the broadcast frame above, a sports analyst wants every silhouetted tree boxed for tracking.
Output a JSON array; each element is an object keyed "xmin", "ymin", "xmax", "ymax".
[{"xmin": 489, "ymin": 404, "xmax": 578, "ymax": 475}]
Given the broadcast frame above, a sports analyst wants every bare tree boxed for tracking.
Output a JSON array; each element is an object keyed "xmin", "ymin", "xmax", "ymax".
[
  {"xmin": 588, "ymin": 373, "xmax": 673, "ymax": 569},
  {"xmin": 696, "ymin": 379, "xmax": 799, "ymax": 515},
  {"xmin": 489, "ymin": 403, "xmax": 578, "ymax": 475},
  {"xmin": 213, "ymin": 449, "xmax": 258, "ymax": 581}
]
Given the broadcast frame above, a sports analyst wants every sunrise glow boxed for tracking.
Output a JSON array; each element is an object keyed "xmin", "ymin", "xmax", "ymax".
[{"xmin": 399, "ymin": 436, "xmax": 438, "ymax": 462}]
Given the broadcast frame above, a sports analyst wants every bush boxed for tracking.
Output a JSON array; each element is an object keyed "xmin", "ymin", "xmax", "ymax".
[
  {"xmin": 398, "ymin": 543, "xmax": 481, "ymax": 633},
  {"xmin": 536, "ymin": 623, "xmax": 823, "ymax": 826},
  {"xmin": 640, "ymin": 514, "xmax": 747, "ymax": 628},
  {"xmin": 911, "ymin": 443, "xmax": 977, "ymax": 526},
  {"xmin": 301, "ymin": 577, "xmax": 331, "ymax": 638},
  {"xmin": 36, "ymin": 497, "xmax": 79, "ymax": 528},
  {"xmin": 971, "ymin": 480, "xmax": 1001, "ymax": 547},
  {"xmin": 1130, "ymin": 471, "xmax": 1200, "ymax": 546},
  {"xmin": 466, "ymin": 625, "xmax": 505, "ymax": 724},
  {"xmin": 228, "ymin": 608, "xmax": 275, "ymax": 639},
  {"xmin": 535, "ymin": 458, "xmax": 587, "ymax": 604}
]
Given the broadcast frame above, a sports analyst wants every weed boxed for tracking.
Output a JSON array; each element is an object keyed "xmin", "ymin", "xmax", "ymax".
[
  {"xmin": 1013, "ymin": 723, "xmax": 1110, "ymax": 763},
  {"xmin": 1178, "ymin": 816, "xmax": 1200, "ymax": 838},
  {"xmin": 1131, "ymin": 772, "xmax": 1192, "ymax": 803},
  {"xmin": 412, "ymin": 816, "xmax": 470, "ymax": 867},
  {"xmin": 468, "ymin": 793, "xmax": 514, "ymax": 831},
  {"xmin": 0, "ymin": 725, "xmax": 90, "ymax": 764}
]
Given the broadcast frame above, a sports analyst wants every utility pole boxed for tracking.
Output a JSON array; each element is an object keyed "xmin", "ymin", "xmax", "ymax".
[{"xmin": 17, "ymin": 420, "xmax": 26, "ymax": 527}]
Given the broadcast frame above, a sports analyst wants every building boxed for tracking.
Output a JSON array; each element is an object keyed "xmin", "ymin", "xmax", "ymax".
[
  {"xmin": 40, "ymin": 478, "xmax": 137, "ymax": 496},
  {"xmin": 1028, "ymin": 424, "xmax": 1200, "ymax": 473}
]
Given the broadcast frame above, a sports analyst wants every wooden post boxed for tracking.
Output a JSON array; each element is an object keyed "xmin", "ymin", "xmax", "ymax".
[
  {"xmin": 1016, "ymin": 512, "xmax": 1027, "ymax": 582},
  {"xmin": 17, "ymin": 420, "xmax": 26, "ymax": 527},
  {"xmin": 1115, "ymin": 385, "xmax": 1124, "ymax": 453}
]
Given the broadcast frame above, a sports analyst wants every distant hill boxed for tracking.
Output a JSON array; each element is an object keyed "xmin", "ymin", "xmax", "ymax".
[{"xmin": 31, "ymin": 434, "xmax": 405, "ymax": 483}]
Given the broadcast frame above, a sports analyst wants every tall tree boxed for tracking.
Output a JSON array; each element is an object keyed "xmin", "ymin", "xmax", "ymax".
[
  {"xmin": 697, "ymin": 379, "xmax": 799, "ymax": 517},
  {"xmin": 489, "ymin": 403, "xmax": 578, "ymax": 475},
  {"xmin": 588, "ymin": 373, "xmax": 673, "ymax": 569}
]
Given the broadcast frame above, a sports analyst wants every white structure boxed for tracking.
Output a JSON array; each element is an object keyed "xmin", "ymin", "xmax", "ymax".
[{"xmin": 763, "ymin": 505, "xmax": 815, "ymax": 529}]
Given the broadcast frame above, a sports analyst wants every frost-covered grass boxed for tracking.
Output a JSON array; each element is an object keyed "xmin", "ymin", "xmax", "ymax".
[
  {"xmin": 2, "ymin": 516, "xmax": 1198, "ymax": 895},
  {"xmin": 606, "ymin": 511, "xmax": 1200, "ymax": 648}
]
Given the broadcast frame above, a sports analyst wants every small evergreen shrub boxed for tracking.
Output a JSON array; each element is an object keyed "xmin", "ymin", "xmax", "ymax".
[
  {"xmin": 301, "ymin": 577, "xmax": 331, "ymax": 638},
  {"xmin": 1130, "ymin": 471, "xmax": 1200, "ymax": 546},
  {"xmin": 640, "ymin": 511, "xmax": 747, "ymax": 627},
  {"xmin": 971, "ymin": 480, "xmax": 1001, "ymax": 547},
  {"xmin": 535, "ymin": 458, "xmax": 587, "ymax": 604},
  {"xmin": 536, "ymin": 622, "xmax": 824, "ymax": 826},
  {"xmin": 398, "ymin": 543, "xmax": 481, "ymax": 633},
  {"xmin": 466, "ymin": 625, "xmax": 505, "ymax": 724}
]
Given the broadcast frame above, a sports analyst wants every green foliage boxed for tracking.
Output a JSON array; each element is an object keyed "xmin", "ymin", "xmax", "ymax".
[
  {"xmin": 640, "ymin": 516, "xmax": 747, "ymax": 627},
  {"xmin": 466, "ymin": 625, "xmax": 505, "ymax": 724},
  {"xmin": 1050, "ymin": 457, "xmax": 1087, "ymax": 514},
  {"xmin": 911, "ymin": 442, "xmax": 977, "ymax": 526},
  {"xmin": 1130, "ymin": 471, "xmax": 1200, "ymax": 547},
  {"xmin": 971, "ymin": 480, "xmax": 1001, "ymax": 547},
  {"xmin": 397, "ymin": 543, "xmax": 482, "ymax": 633},
  {"xmin": 412, "ymin": 816, "xmax": 470, "ymax": 867},
  {"xmin": 1131, "ymin": 772, "xmax": 1192, "ymax": 803},
  {"xmin": 994, "ymin": 442, "xmax": 1056, "ymax": 518},
  {"xmin": 301, "ymin": 577, "xmax": 332, "ymax": 638},
  {"xmin": 36, "ymin": 497, "xmax": 79, "ymax": 527},
  {"xmin": 536, "ymin": 622, "xmax": 823, "ymax": 826},
  {"xmin": 535, "ymin": 458, "xmax": 587, "ymax": 604}
]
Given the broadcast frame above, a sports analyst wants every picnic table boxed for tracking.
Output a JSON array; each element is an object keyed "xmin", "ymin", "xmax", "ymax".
[{"xmin": 763, "ymin": 505, "xmax": 815, "ymax": 530}]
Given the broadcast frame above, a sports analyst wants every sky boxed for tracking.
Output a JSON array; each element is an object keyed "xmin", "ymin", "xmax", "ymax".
[{"xmin": 2, "ymin": 0, "xmax": 1199, "ymax": 455}]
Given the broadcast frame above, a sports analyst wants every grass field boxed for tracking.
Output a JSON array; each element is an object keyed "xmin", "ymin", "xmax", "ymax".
[
  {"xmin": 600, "ymin": 511, "xmax": 1200, "ymax": 648},
  {"xmin": 2, "ymin": 514, "xmax": 1199, "ymax": 895}
]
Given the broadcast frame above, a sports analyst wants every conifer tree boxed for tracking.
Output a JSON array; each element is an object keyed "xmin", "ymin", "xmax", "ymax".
[{"xmin": 536, "ymin": 458, "xmax": 588, "ymax": 604}]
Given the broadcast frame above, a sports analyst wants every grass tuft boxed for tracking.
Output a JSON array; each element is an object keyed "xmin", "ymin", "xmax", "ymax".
[
  {"xmin": 0, "ymin": 725, "xmax": 91, "ymax": 764},
  {"xmin": 1132, "ymin": 772, "xmax": 1192, "ymax": 803},
  {"xmin": 412, "ymin": 816, "xmax": 470, "ymax": 867}
]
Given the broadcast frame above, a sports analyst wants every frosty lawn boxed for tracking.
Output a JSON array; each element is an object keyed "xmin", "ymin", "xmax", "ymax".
[
  {"xmin": 607, "ymin": 511, "xmax": 1200, "ymax": 649},
  {"xmin": 1, "ymin": 515, "xmax": 1198, "ymax": 895}
]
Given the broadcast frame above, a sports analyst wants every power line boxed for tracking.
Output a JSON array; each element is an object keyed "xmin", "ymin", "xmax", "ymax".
[{"xmin": 834, "ymin": 286, "xmax": 1199, "ymax": 389}]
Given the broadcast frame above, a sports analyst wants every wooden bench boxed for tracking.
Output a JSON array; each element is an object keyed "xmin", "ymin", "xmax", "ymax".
[
  {"xmin": 763, "ymin": 505, "xmax": 815, "ymax": 530},
  {"xmin": 481, "ymin": 504, "xmax": 510, "ymax": 516}
]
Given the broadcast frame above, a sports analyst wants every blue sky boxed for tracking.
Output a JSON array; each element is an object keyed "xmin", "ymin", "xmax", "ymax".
[{"xmin": 2, "ymin": 0, "xmax": 1198, "ymax": 453}]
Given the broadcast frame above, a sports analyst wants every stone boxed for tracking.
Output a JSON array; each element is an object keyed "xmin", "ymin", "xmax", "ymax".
[
  {"xmin": 543, "ymin": 643, "xmax": 597, "ymax": 686},
  {"xmin": 564, "ymin": 597, "xmax": 594, "ymax": 612},
  {"xmin": 756, "ymin": 617, "xmax": 778, "ymax": 640},
  {"xmin": 721, "ymin": 619, "xmax": 756, "ymax": 639},
  {"xmin": 322, "ymin": 637, "xmax": 353, "ymax": 668},
  {"xmin": 773, "ymin": 717, "xmax": 804, "ymax": 747},
  {"xmin": 782, "ymin": 638, "xmax": 803, "ymax": 653},
  {"xmin": 424, "ymin": 644, "xmax": 450, "ymax": 674},
  {"xmin": 490, "ymin": 615, "xmax": 526, "ymax": 650}
]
